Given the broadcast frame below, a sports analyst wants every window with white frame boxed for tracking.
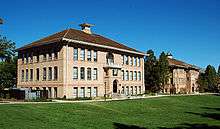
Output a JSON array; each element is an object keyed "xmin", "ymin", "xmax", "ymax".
[
  {"xmin": 73, "ymin": 48, "xmax": 78, "ymax": 61},
  {"xmin": 80, "ymin": 87, "xmax": 85, "ymax": 97},
  {"xmin": 43, "ymin": 67, "xmax": 46, "ymax": 81},
  {"xmin": 87, "ymin": 68, "xmax": 91, "ymax": 80},
  {"xmin": 124, "ymin": 55, "xmax": 128, "ymax": 65},
  {"xmin": 26, "ymin": 69, "xmax": 28, "ymax": 81},
  {"xmin": 54, "ymin": 66, "xmax": 58, "ymax": 80},
  {"xmin": 80, "ymin": 49, "xmax": 85, "ymax": 61},
  {"xmin": 138, "ymin": 71, "xmax": 141, "ymax": 81},
  {"xmin": 87, "ymin": 87, "xmax": 91, "ymax": 97},
  {"xmin": 80, "ymin": 67, "xmax": 85, "ymax": 80},
  {"xmin": 134, "ymin": 71, "xmax": 137, "ymax": 80},
  {"xmin": 93, "ymin": 87, "xmax": 98, "ymax": 97},
  {"xmin": 122, "ymin": 70, "xmax": 124, "ymax": 80},
  {"xmin": 36, "ymin": 68, "xmax": 39, "ymax": 81},
  {"xmin": 125, "ymin": 71, "xmax": 129, "ymax": 81},
  {"xmin": 134, "ymin": 57, "xmax": 137, "ymax": 66},
  {"xmin": 93, "ymin": 68, "xmax": 98, "ymax": 80},
  {"xmin": 73, "ymin": 87, "xmax": 78, "ymax": 98},
  {"xmin": 94, "ymin": 50, "xmax": 97, "ymax": 62},
  {"xmin": 48, "ymin": 67, "xmax": 52, "ymax": 80},
  {"xmin": 87, "ymin": 50, "xmax": 91, "ymax": 61},
  {"xmin": 130, "ymin": 71, "xmax": 133, "ymax": 80},
  {"xmin": 73, "ymin": 67, "xmax": 78, "ymax": 79},
  {"xmin": 137, "ymin": 57, "xmax": 140, "ymax": 67},
  {"xmin": 129, "ymin": 57, "xmax": 133, "ymax": 66}
]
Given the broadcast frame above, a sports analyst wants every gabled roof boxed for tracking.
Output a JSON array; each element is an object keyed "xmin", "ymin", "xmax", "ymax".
[
  {"xmin": 168, "ymin": 58, "xmax": 200, "ymax": 70},
  {"xmin": 17, "ymin": 28, "xmax": 144, "ymax": 55}
]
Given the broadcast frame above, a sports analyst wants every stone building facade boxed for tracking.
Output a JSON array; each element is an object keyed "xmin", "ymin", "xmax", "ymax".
[
  {"xmin": 163, "ymin": 55, "xmax": 200, "ymax": 94},
  {"xmin": 17, "ymin": 23, "xmax": 145, "ymax": 98}
]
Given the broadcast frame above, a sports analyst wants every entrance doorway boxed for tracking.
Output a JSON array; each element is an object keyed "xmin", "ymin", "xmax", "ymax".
[{"xmin": 113, "ymin": 80, "xmax": 118, "ymax": 93}]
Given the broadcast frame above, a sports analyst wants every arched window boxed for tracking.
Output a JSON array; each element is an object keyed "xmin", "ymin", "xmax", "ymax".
[{"xmin": 106, "ymin": 52, "xmax": 114, "ymax": 64}]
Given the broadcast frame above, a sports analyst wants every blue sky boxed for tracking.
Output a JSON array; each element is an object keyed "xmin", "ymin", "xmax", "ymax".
[{"xmin": 0, "ymin": 0, "xmax": 219, "ymax": 69}]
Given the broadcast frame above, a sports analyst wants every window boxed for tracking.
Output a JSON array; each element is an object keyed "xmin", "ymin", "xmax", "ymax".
[
  {"xmin": 26, "ymin": 69, "xmax": 28, "ymax": 81},
  {"xmin": 80, "ymin": 48, "xmax": 85, "ymax": 61},
  {"xmin": 87, "ymin": 68, "xmax": 91, "ymax": 80},
  {"xmin": 73, "ymin": 87, "xmax": 78, "ymax": 98},
  {"xmin": 43, "ymin": 67, "xmax": 46, "ymax": 81},
  {"xmin": 135, "ymin": 86, "xmax": 137, "ymax": 95},
  {"xmin": 80, "ymin": 87, "xmax": 85, "ymax": 97},
  {"xmin": 80, "ymin": 67, "xmax": 85, "ymax": 80},
  {"xmin": 112, "ymin": 69, "xmax": 118, "ymax": 76},
  {"xmin": 93, "ymin": 68, "xmax": 98, "ymax": 80},
  {"xmin": 134, "ymin": 57, "xmax": 137, "ymax": 66},
  {"xmin": 124, "ymin": 55, "xmax": 128, "ymax": 65},
  {"xmin": 130, "ymin": 71, "xmax": 133, "ymax": 80},
  {"xmin": 129, "ymin": 57, "xmax": 133, "ymax": 66},
  {"xmin": 21, "ymin": 70, "xmax": 24, "ymax": 82},
  {"xmin": 73, "ymin": 48, "xmax": 78, "ymax": 61},
  {"xmin": 43, "ymin": 54, "xmax": 47, "ymax": 61},
  {"xmin": 36, "ymin": 54, "xmax": 39, "ymax": 62},
  {"xmin": 54, "ymin": 52, "xmax": 58, "ymax": 60},
  {"xmin": 122, "ymin": 55, "xmax": 124, "ymax": 64},
  {"xmin": 48, "ymin": 53, "xmax": 52, "ymax": 61},
  {"xmin": 134, "ymin": 71, "xmax": 137, "ymax": 80},
  {"xmin": 137, "ymin": 58, "xmax": 140, "ymax": 67},
  {"xmin": 122, "ymin": 70, "xmax": 124, "ymax": 80},
  {"xmin": 88, "ymin": 87, "xmax": 91, "ymax": 97},
  {"xmin": 122, "ymin": 86, "xmax": 124, "ymax": 94},
  {"xmin": 48, "ymin": 67, "xmax": 52, "ymax": 80},
  {"xmin": 125, "ymin": 71, "xmax": 129, "ymax": 81},
  {"xmin": 131, "ymin": 86, "xmax": 133, "ymax": 95},
  {"xmin": 26, "ymin": 53, "xmax": 29, "ymax": 64},
  {"xmin": 94, "ymin": 50, "xmax": 97, "ymax": 62},
  {"xmin": 73, "ymin": 67, "xmax": 78, "ymax": 79},
  {"xmin": 138, "ymin": 71, "xmax": 141, "ymax": 81},
  {"xmin": 36, "ymin": 68, "xmax": 39, "ymax": 81},
  {"xmin": 93, "ymin": 87, "xmax": 98, "ymax": 97},
  {"xmin": 54, "ymin": 66, "xmax": 58, "ymax": 80},
  {"xmin": 30, "ymin": 52, "xmax": 33, "ymax": 63},
  {"xmin": 22, "ymin": 54, "xmax": 25, "ymax": 64},
  {"xmin": 139, "ymin": 86, "xmax": 141, "ymax": 94},
  {"xmin": 87, "ymin": 50, "xmax": 91, "ymax": 61},
  {"xmin": 30, "ymin": 69, "xmax": 33, "ymax": 81}
]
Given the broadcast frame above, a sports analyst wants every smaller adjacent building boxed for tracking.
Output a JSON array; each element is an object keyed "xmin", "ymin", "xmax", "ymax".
[{"xmin": 164, "ymin": 54, "xmax": 200, "ymax": 94}]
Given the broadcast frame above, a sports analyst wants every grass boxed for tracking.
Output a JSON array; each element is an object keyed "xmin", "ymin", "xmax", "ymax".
[{"xmin": 0, "ymin": 95, "xmax": 220, "ymax": 129}]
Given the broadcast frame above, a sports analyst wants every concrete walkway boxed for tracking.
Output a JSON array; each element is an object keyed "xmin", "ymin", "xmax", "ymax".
[{"xmin": 0, "ymin": 93, "xmax": 218, "ymax": 105}]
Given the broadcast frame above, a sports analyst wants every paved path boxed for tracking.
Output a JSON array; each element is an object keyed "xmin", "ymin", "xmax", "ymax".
[{"xmin": 0, "ymin": 93, "xmax": 218, "ymax": 105}]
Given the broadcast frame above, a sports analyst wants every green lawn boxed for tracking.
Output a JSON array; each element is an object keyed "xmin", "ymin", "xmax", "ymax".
[{"xmin": 0, "ymin": 95, "xmax": 220, "ymax": 129}]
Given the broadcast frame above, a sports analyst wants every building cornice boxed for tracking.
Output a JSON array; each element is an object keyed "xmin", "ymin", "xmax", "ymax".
[{"xmin": 62, "ymin": 38, "xmax": 146, "ymax": 56}]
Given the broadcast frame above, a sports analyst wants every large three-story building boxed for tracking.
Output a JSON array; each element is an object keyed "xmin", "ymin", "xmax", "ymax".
[{"xmin": 17, "ymin": 23, "xmax": 145, "ymax": 98}]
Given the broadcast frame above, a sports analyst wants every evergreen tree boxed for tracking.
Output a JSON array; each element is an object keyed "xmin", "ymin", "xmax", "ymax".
[
  {"xmin": 0, "ymin": 35, "xmax": 16, "ymax": 91},
  {"xmin": 197, "ymin": 73, "xmax": 208, "ymax": 92},
  {"xmin": 217, "ymin": 65, "xmax": 220, "ymax": 77},
  {"xmin": 205, "ymin": 65, "xmax": 218, "ymax": 92},
  {"xmin": 144, "ymin": 50, "xmax": 158, "ymax": 92},
  {"xmin": 157, "ymin": 52, "xmax": 170, "ymax": 92}
]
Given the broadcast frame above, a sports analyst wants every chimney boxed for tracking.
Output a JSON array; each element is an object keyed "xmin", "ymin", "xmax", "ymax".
[
  {"xmin": 79, "ymin": 23, "xmax": 94, "ymax": 34},
  {"xmin": 167, "ymin": 52, "xmax": 173, "ymax": 59}
]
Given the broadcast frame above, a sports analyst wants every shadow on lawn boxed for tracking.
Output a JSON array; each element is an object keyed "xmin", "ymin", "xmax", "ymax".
[
  {"xmin": 113, "ymin": 122, "xmax": 147, "ymax": 129},
  {"xmin": 186, "ymin": 111, "xmax": 220, "ymax": 120},
  {"xmin": 158, "ymin": 123, "xmax": 220, "ymax": 129}
]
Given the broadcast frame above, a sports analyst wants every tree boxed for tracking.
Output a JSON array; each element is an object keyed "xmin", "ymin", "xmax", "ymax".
[
  {"xmin": 156, "ymin": 52, "xmax": 170, "ymax": 92},
  {"xmin": 0, "ymin": 56, "xmax": 17, "ymax": 90},
  {"xmin": 144, "ymin": 50, "xmax": 158, "ymax": 92},
  {"xmin": 197, "ymin": 73, "xmax": 208, "ymax": 92},
  {"xmin": 0, "ymin": 35, "xmax": 15, "ymax": 62},
  {"xmin": 197, "ymin": 65, "xmax": 219, "ymax": 93},
  {"xmin": 204, "ymin": 65, "xmax": 218, "ymax": 92},
  {"xmin": 217, "ymin": 65, "xmax": 220, "ymax": 77},
  {"xmin": 0, "ymin": 35, "xmax": 16, "ymax": 91}
]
